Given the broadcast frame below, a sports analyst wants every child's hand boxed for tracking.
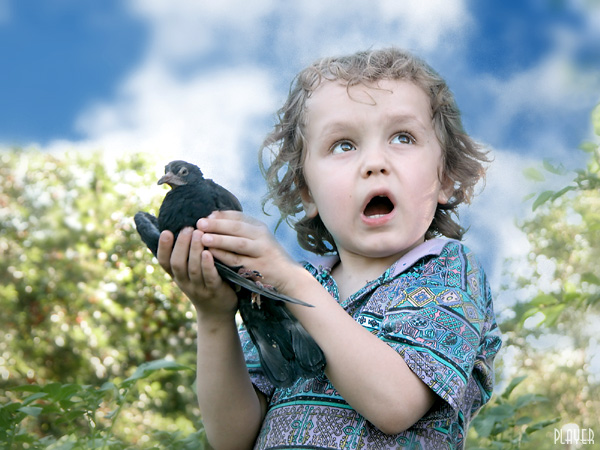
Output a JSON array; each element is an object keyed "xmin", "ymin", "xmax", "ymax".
[
  {"xmin": 157, "ymin": 227, "xmax": 239, "ymax": 319},
  {"xmin": 197, "ymin": 211, "xmax": 301, "ymax": 296}
]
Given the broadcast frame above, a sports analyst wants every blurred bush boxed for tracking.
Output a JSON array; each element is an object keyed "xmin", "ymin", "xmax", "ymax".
[{"xmin": 0, "ymin": 150, "xmax": 206, "ymax": 447}]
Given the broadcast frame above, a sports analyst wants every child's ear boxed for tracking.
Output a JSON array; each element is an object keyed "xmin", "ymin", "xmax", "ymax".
[
  {"xmin": 300, "ymin": 187, "xmax": 319, "ymax": 218},
  {"xmin": 438, "ymin": 175, "xmax": 454, "ymax": 205}
]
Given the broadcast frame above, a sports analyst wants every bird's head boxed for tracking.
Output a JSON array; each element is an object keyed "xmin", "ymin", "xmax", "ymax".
[{"xmin": 158, "ymin": 160, "xmax": 204, "ymax": 187}]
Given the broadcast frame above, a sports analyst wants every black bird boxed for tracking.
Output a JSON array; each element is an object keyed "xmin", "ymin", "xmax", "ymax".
[{"xmin": 134, "ymin": 160, "xmax": 326, "ymax": 387}]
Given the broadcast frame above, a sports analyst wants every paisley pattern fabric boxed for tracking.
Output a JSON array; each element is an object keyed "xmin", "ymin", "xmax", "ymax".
[{"xmin": 239, "ymin": 239, "xmax": 502, "ymax": 449}]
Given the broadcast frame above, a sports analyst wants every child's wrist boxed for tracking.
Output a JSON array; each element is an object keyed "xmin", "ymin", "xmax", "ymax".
[
  {"xmin": 195, "ymin": 306, "xmax": 237, "ymax": 332},
  {"xmin": 276, "ymin": 263, "xmax": 315, "ymax": 300}
]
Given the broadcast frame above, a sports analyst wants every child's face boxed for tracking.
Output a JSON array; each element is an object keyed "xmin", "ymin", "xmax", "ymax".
[{"xmin": 301, "ymin": 79, "xmax": 452, "ymax": 262}]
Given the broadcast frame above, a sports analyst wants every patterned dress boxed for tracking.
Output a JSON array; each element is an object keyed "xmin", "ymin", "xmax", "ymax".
[{"xmin": 239, "ymin": 239, "xmax": 502, "ymax": 449}]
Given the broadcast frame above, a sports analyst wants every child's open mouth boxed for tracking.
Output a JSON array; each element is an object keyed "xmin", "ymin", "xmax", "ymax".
[{"xmin": 363, "ymin": 195, "xmax": 395, "ymax": 219}]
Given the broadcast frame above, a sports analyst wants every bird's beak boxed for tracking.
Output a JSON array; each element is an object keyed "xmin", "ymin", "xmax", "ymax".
[
  {"xmin": 157, "ymin": 173, "xmax": 171, "ymax": 185},
  {"xmin": 158, "ymin": 172, "xmax": 184, "ymax": 187}
]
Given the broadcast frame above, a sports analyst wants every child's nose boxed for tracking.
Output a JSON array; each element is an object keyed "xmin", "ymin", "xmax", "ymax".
[{"xmin": 361, "ymin": 145, "xmax": 389, "ymax": 177}]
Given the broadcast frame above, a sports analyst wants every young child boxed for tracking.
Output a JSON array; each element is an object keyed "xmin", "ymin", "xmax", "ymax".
[{"xmin": 157, "ymin": 47, "xmax": 502, "ymax": 450}]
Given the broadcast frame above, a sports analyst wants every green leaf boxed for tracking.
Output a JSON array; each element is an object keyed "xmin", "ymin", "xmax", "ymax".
[
  {"xmin": 522, "ymin": 192, "xmax": 536, "ymax": 202},
  {"xmin": 579, "ymin": 141, "xmax": 598, "ymax": 153},
  {"xmin": 582, "ymin": 272, "xmax": 600, "ymax": 285},
  {"xmin": 473, "ymin": 416, "xmax": 496, "ymax": 438},
  {"xmin": 532, "ymin": 190, "xmax": 555, "ymax": 211},
  {"xmin": 501, "ymin": 375, "xmax": 528, "ymax": 399},
  {"xmin": 526, "ymin": 417, "xmax": 560, "ymax": 434},
  {"xmin": 17, "ymin": 406, "xmax": 43, "ymax": 417},
  {"xmin": 514, "ymin": 393, "xmax": 548, "ymax": 409},
  {"xmin": 592, "ymin": 103, "xmax": 600, "ymax": 136},
  {"xmin": 542, "ymin": 159, "xmax": 568, "ymax": 175},
  {"xmin": 22, "ymin": 392, "xmax": 48, "ymax": 405},
  {"xmin": 104, "ymin": 408, "xmax": 120, "ymax": 420},
  {"xmin": 587, "ymin": 292, "xmax": 600, "ymax": 305},
  {"xmin": 516, "ymin": 416, "xmax": 533, "ymax": 425},
  {"xmin": 529, "ymin": 293, "xmax": 558, "ymax": 307},
  {"xmin": 550, "ymin": 185, "xmax": 576, "ymax": 201},
  {"xmin": 543, "ymin": 303, "xmax": 567, "ymax": 326},
  {"xmin": 123, "ymin": 359, "xmax": 192, "ymax": 386},
  {"xmin": 523, "ymin": 167, "xmax": 545, "ymax": 182},
  {"xmin": 486, "ymin": 404, "xmax": 516, "ymax": 421}
]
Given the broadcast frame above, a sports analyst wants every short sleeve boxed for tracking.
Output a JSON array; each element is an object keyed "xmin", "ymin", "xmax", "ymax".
[
  {"xmin": 378, "ymin": 242, "xmax": 502, "ymax": 412},
  {"xmin": 238, "ymin": 322, "xmax": 276, "ymax": 399}
]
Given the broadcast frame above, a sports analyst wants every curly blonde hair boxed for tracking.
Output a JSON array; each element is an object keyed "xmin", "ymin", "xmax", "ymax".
[{"xmin": 259, "ymin": 47, "xmax": 489, "ymax": 255}]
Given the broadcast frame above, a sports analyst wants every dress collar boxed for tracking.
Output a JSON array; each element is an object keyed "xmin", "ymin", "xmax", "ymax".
[{"xmin": 306, "ymin": 238, "xmax": 454, "ymax": 277}]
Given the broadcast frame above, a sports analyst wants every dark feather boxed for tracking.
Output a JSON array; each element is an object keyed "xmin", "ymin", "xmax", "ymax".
[{"xmin": 134, "ymin": 160, "xmax": 326, "ymax": 387}]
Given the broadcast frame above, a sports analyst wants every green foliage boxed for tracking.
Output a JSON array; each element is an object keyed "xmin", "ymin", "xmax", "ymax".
[
  {"xmin": 469, "ymin": 376, "xmax": 559, "ymax": 449},
  {"xmin": 0, "ymin": 359, "xmax": 208, "ymax": 449},
  {"xmin": 0, "ymin": 150, "xmax": 206, "ymax": 447},
  {"xmin": 519, "ymin": 103, "xmax": 600, "ymax": 325},
  {"xmin": 468, "ymin": 103, "xmax": 600, "ymax": 448}
]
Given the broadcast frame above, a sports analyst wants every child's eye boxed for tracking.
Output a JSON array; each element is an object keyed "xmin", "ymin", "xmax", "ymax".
[
  {"xmin": 331, "ymin": 141, "xmax": 356, "ymax": 154},
  {"xmin": 391, "ymin": 132, "xmax": 415, "ymax": 145}
]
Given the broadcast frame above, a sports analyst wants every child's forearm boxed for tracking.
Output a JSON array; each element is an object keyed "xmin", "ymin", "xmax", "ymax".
[
  {"xmin": 194, "ymin": 312, "xmax": 265, "ymax": 450},
  {"xmin": 284, "ymin": 266, "xmax": 436, "ymax": 435}
]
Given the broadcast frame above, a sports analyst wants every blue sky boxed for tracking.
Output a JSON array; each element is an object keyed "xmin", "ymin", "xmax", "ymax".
[{"xmin": 1, "ymin": 0, "xmax": 599, "ymax": 297}]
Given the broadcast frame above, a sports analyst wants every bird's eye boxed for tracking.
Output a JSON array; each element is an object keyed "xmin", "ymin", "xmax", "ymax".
[
  {"xmin": 331, "ymin": 141, "xmax": 356, "ymax": 154},
  {"xmin": 179, "ymin": 168, "xmax": 188, "ymax": 176},
  {"xmin": 391, "ymin": 132, "xmax": 415, "ymax": 145}
]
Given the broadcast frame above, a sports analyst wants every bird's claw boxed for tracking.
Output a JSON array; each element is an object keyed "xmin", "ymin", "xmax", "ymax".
[
  {"xmin": 238, "ymin": 268, "xmax": 278, "ymax": 309},
  {"xmin": 251, "ymin": 292, "xmax": 262, "ymax": 309}
]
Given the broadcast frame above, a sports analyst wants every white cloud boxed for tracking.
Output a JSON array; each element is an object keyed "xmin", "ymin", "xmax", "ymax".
[
  {"xmin": 465, "ymin": 9, "xmax": 600, "ymax": 161},
  {"xmin": 377, "ymin": 0, "xmax": 470, "ymax": 51},
  {"xmin": 460, "ymin": 149, "xmax": 537, "ymax": 289},
  {"xmin": 43, "ymin": 0, "xmax": 475, "ymax": 194},
  {"xmin": 127, "ymin": 0, "xmax": 276, "ymax": 63},
  {"xmin": 48, "ymin": 61, "xmax": 277, "ymax": 193},
  {"xmin": 480, "ymin": 54, "xmax": 598, "ymax": 146},
  {"xmin": 264, "ymin": 0, "xmax": 471, "ymax": 64}
]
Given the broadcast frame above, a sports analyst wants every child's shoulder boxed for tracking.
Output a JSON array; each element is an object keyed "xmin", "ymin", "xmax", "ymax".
[{"xmin": 435, "ymin": 239, "xmax": 486, "ymax": 274}]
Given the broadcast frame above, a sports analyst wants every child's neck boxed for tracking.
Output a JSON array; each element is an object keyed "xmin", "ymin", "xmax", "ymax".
[{"xmin": 331, "ymin": 253, "xmax": 399, "ymax": 302}]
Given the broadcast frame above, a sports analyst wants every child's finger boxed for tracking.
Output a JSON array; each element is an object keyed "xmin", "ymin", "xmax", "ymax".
[
  {"xmin": 187, "ymin": 229, "xmax": 206, "ymax": 284},
  {"xmin": 201, "ymin": 232, "xmax": 256, "ymax": 262},
  {"xmin": 199, "ymin": 249, "xmax": 223, "ymax": 290},
  {"xmin": 157, "ymin": 230, "xmax": 175, "ymax": 276},
  {"xmin": 170, "ymin": 227, "xmax": 193, "ymax": 282},
  {"xmin": 197, "ymin": 212, "xmax": 264, "ymax": 239}
]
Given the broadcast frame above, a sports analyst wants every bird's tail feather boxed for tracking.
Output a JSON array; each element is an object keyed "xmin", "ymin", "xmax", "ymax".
[
  {"xmin": 134, "ymin": 211, "xmax": 160, "ymax": 257},
  {"xmin": 214, "ymin": 261, "xmax": 313, "ymax": 307},
  {"xmin": 245, "ymin": 320, "xmax": 298, "ymax": 387},
  {"xmin": 288, "ymin": 320, "xmax": 327, "ymax": 373}
]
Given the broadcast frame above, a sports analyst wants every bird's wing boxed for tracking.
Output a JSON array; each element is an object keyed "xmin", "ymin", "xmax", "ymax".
[
  {"xmin": 134, "ymin": 212, "xmax": 160, "ymax": 257},
  {"xmin": 285, "ymin": 315, "xmax": 327, "ymax": 373},
  {"xmin": 214, "ymin": 261, "xmax": 313, "ymax": 307},
  {"xmin": 208, "ymin": 180, "xmax": 244, "ymax": 212},
  {"xmin": 239, "ymin": 301, "xmax": 299, "ymax": 387},
  {"xmin": 239, "ymin": 298, "xmax": 326, "ymax": 387}
]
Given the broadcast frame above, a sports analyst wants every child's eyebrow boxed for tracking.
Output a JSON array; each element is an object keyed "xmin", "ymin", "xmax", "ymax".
[
  {"xmin": 318, "ymin": 121, "xmax": 350, "ymax": 137},
  {"xmin": 318, "ymin": 113, "xmax": 430, "ymax": 137},
  {"xmin": 385, "ymin": 112, "xmax": 430, "ymax": 131}
]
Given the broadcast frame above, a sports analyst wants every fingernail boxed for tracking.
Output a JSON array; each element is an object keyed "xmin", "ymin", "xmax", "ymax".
[
  {"xmin": 197, "ymin": 218, "xmax": 208, "ymax": 229},
  {"xmin": 182, "ymin": 227, "xmax": 193, "ymax": 235}
]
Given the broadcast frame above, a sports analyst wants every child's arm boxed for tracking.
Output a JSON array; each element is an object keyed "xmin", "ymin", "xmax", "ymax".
[
  {"xmin": 157, "ymin": 228, "xmax": 267, "ymax": 450},
  {"xmin": 199, "ymin": 212, "xmax": 436, "ymax": 435}
]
